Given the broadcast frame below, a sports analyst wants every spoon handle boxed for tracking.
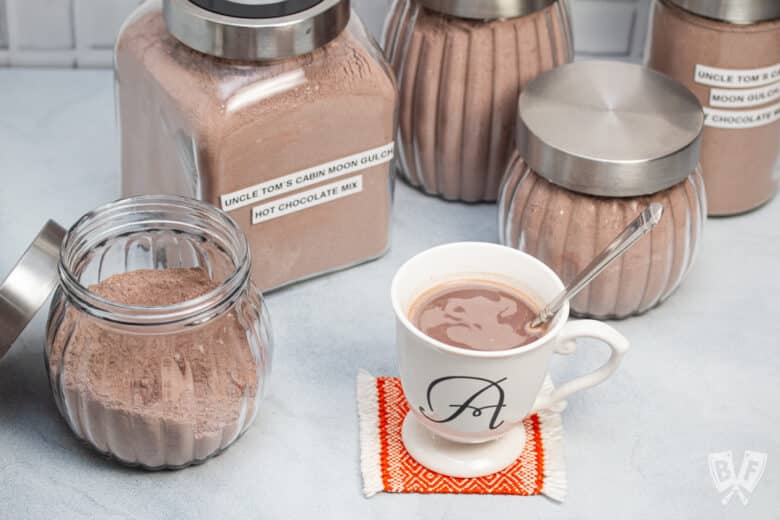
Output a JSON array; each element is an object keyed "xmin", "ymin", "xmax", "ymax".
[{"xmin": 532, "ymin": 203, "xmax": 664, "ymax": 327}]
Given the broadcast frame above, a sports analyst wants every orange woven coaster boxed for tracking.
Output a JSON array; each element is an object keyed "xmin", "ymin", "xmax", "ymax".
[{"xmin": 357, "ymin": 371, "xmax": 566, "ymax": 500}]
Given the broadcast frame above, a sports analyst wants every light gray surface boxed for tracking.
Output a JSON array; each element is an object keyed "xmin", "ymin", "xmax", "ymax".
[{"xmin": 0, "ymin": 69, "xmax": 778, "ymax": 519}]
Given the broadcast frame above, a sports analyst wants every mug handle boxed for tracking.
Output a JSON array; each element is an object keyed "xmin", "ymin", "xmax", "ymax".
[{"xmin": 531, "ymin": 320, "xmax": 629, "ymax": 413}]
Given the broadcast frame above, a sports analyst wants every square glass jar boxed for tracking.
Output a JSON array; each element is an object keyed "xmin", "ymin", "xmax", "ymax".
[{"xmin": 115, "ymin": 0, "xmax": 398, "ymax": 291}]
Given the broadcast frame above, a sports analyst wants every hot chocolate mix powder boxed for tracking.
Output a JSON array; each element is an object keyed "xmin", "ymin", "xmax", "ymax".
[{"xmin": 48, "ymin": 268, "xmax": 259, "ymax": 468}]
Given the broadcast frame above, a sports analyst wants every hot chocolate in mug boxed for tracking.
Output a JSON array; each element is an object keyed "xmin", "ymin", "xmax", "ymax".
[{"xmin": 391, "ymin": 242, "xmax": 630, "ymax": 478}]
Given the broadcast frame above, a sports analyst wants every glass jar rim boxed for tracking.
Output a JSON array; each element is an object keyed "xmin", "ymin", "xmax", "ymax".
[
  {"xmin": 58, "ymin": 195, "xmax": 251, "ymax": 327},
  {"xmin": 163, "ymin": 0, "xmax": 350, "ymax": 61}
]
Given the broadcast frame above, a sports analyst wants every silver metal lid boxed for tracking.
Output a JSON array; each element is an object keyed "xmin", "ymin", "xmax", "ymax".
[
  {"xmin": 515, "ymin": 61, "xmax": 704, "ymax": 198},
  {"xmin": 669, "ymin": 0, "xmax": 780, "ymax": 24},
  {"xmin": 417, "ymin": 0, "xmax": 558, "ymax": 20},
  {"xmin": 0, "ymin": 220, "xmax": 66, "ymax": 360},
  {"xmin": 163, "ymin": 0, "xmax": 351, "ymax": 61}
]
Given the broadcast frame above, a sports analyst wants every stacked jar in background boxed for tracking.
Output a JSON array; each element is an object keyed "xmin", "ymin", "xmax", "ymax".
[
  {"xmin": 646, "ymin": 0, "xmax": 780, "ymax": 216},
  {"xmin": 383, "ymin": 0, "xmax": 574, "ymax": 202}
]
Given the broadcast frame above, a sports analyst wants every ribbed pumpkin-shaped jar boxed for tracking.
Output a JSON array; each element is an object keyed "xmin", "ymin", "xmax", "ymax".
[
  {"xmin": 45, "ymin": 196, "xmax": 272, "ymax": 469},
  {"xmin": 499, "ymin": 62, "xmax": 707, "ymax": 319},
  {"xmin": 383, "ymin": 0, "xmax": 573, "ymax": 202}
]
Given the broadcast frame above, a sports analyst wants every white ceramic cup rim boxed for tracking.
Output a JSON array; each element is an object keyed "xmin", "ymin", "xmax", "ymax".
[{"xmin": 391, "ymin": 242, "xmax": 570, "ymax": 359}]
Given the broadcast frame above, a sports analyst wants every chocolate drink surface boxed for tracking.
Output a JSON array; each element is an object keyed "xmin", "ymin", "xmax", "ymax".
[{"xmin": 409, "ymin": 280, "xmax": 546, "ymax": 351}]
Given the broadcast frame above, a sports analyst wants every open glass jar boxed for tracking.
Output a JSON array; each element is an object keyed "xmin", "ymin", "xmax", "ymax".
[
  {"xmin": 499, "ymin": 62, "xmax": 707, "ymax": 319},
  {"xmin": 383, "ymin": 0, "xmax": 573, "ymax": 202},
  {"xmin": 0, "ymin": 196, "xmax": 272, "ymax": 469}
]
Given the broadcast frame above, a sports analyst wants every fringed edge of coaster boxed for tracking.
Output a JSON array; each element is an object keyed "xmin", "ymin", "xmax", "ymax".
[
  {"xmin": 537, "ymin": 403, "xmax": 567, "ymax": 500},
  {"xmin": 534, "ymin": 376, "xmax": 567, "ymax": 502},
  {"xmin": 357, "ymin": 370, "xmax": 383, "ymax": 497}
]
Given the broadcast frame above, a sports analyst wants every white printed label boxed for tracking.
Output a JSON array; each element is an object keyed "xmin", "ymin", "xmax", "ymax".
[
  {"xmin": 703, "ymin": 102, "xmax": 780, "ymax": 129},
  {"xmin": 695, "ymin": 63, "xmax": 780, "ymax": 88},
  {"xmin": 252, "ymin": 175, "xmax": 363, "ymax": 224},
  {"xmin": 710, "ymin": 81, "xmax": 780, "ymax": 109},
  {"xmin": 221, "ymin": 143, "xmax": 393, "ymax": 212}
]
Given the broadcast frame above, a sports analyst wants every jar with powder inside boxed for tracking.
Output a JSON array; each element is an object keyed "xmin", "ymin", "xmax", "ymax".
[
  {"xmin": 383, "ymin": 0, "xmax": 573, "ymax": 202},
  {"xmin": 0, "ymin": 196, "xmax": 272, "ymax": 469},
  {"xmin": 646, "ymin": 0, "xmax": 780, "ymax": 216},
  {"xmin": 115, "ymin": 0, "xmax": 398, "ymax": 291},
  {"xmin": 499, "ymin": 62, "xmax": 707, "ymax": 319}
]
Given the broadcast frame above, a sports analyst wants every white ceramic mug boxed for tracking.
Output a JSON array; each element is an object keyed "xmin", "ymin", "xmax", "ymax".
[{"xmin": 391, "ymin": 242, "xmax": 630, "ymax": 477}]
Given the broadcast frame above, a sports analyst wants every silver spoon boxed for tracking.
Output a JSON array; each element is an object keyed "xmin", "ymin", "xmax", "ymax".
[{"xmin": 530, "ymin": 202, "xmax": 665, "ymax": 328}]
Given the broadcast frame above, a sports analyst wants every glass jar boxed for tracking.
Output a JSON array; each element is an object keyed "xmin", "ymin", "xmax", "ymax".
[
  {"xmin": 115, "ymin": 0, "xmax": 398, "ymax": 291},
  {"xmin": 646, "ymin": 0, "xmax": 780, "ymax": 216},
  {"xmin": 1, "ymin": 196, "xmax": 272, "ymax": 470},
  {"xmin": 383, "ymin": 0, "xmax": 573, "ymax": 202},
  {"xmin": 499, "ymin": 61, "xmax": 707, "ymax": 319}
]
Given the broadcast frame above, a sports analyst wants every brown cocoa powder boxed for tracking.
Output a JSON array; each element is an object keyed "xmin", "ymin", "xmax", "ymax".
[
  {"xmin": 384, "ymin": 0, "xmax": 572, "ymax": 201},
  {"xmin": 48, "ymin": 268, "xmax": 258, "ymax": 468},
  {"xmin": 116, "ymin": 7, "xmax": 397, "ymax": 290}
]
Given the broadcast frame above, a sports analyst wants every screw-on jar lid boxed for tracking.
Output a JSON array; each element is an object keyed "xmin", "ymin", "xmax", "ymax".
[
  {"xmin": 0, "ymin": 220, "xmax": 66, "ymax": 360},
  {"xmin": 515, "ymin": 61, "xmax": 704, "ymax": 198},
  {"xmin": 163, "ymin": 0, "xmax": 350, "ymax": 61},
  {"xmin": 417, "ymin": 0, "xmax": 558, "ymax": 20},
  {"xmin": 669, "ymin": 0, "xmax": 780, "ymax": 24}
]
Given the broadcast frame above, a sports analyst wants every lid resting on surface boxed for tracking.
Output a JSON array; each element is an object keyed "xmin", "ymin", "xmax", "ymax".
[
  {"xmin": 515, "ymin": 61, "xmax": 704, "ymax": 198},
  {"xmin": 0, "ymin": 220, "xmax": 66, "ymax": 360},
  {"xmin": 417, "ymin": 0, "xmax": 558, "ymax": 20},
  {"xmin": 669, "ymin": 0, "xmax": 780, "ymax": 24},
  {"xmin": 163, "ymin": 0, "xmax": 350, "ymax": 61}
]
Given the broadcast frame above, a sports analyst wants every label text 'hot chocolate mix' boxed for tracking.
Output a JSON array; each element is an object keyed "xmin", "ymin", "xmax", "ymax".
[
  {"xmin": 220, "ymin": 143, "xmax": 394, "ymax": 212},
  {"xmin": 252, "ymin": 175, "xmax": 364, "ymax": 224}
]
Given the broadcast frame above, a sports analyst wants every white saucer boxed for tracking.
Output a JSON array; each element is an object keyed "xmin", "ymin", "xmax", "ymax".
[{"xmin": 401, "ymin": 413, "xmax": 526, "ymax": 478}]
